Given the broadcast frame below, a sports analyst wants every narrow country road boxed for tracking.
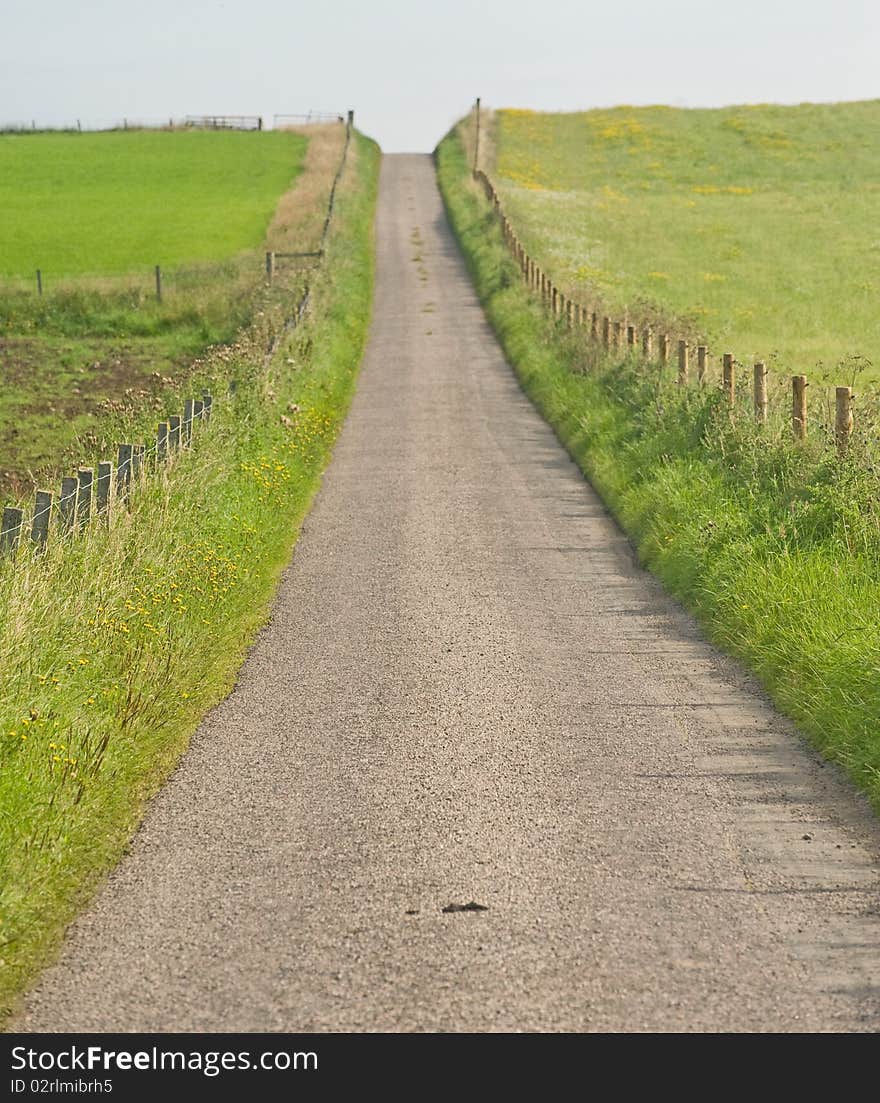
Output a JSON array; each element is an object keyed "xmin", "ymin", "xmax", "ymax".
[{"xmin": 19, "ymin": 155, "xmax": 880, "ymax": 1032}]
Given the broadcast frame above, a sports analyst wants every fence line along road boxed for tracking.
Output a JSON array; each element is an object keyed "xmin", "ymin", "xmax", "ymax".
[
  {"xmin": 0, "ymin": 394, "xmax": 213, "ymax": 559},
  {"xmin": 470, "ymin": 149, "xmax": 857, "ymax": 459}
]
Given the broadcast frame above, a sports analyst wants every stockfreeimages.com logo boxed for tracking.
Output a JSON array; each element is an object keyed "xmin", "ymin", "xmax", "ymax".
[{"xmin": 11, "ymin": 1045, "xmax": 317, "ymax": 1078}]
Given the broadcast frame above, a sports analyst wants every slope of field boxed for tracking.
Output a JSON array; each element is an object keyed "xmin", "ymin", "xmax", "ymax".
[
  {"xmin": 492, "ymin": 101, "xmax": 880, "ymax": 381},
  {"xmin": 0, "ymin": 129, "xmax": 307, "ymax": 276}
]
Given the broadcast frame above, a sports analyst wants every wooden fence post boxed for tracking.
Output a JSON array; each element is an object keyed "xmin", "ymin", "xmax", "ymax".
[
  {"xmin": 678, "ymin": 340, "xmax": 689, "ymax": 384},
  {"xmin": 169, "ymin": 414, "xmax": 181, "ymax": 451},
  {"xmin": 835, "ymin": 386, "xmax": 853, "ymax": 458},
  {"xmin": 183, "ymin": 399, "xmax": 194, "ymax": 445},
  {"xmin": 642, "ymin": 328, "xmax": 653, "ymax": 358},
  {"xmin": 36, "ymin": 269, "xmax": 43, "ymax": 297},
  {"xmin": 155, "ymin": 264, "xmax": 162, "ymax": 303},
  {"xmin": 697, "ymin": 345, "xmax": 708, "ymax": 383},
  {"xmin": 132, "ymin": 443, "xmax": 145, "ymax": 479},
  {"xmin": 157, "ymin": 422, "xmax": 168, "ymax": 461},
  {"xmin": 590, "ymin": 312, "xmax": 599, "ymax": 341},
  {"xmin": 265, "ymin": 251, "xmax": 275, "ymax": 283},
  {"xmin": 473, "ymin": 96, "xmax": 481, "ymax": 174},
  {"xmin": 96, "ymin": 461, "xmax": 112, "ymax": 517},
  {"xmin": 626, "ymin": 324, "xmax": 636, "ymax": 348},
  {"xmin": 792, "ymin": 375, "xmax": 807, "ymax": 440},
  {"xmin": 31, "ymin": 490, "xmax": 52, "ymax": 547},
  {"xmin": 59, "ymin": 476, "xmax": 78, "ymax": 532},
  {"xmin": 202, "ymin": 393, "xmax": 213, "ymax": 422},
  {"xmin": 194, "ymin": 398, "xmax": 204, "ymax": 422},
  {"xmin": 76, "ymin": 468, "xmax": 93, "ymax": 530},
  {"xmin": 659, "ymin": 334, "xmax": 670, "ymax": 364},
  {"xmin": 0, "ymin": 507, "xmax": 23, "ymax": 556},
  {"xmin": 602, "ymin": 316, "xmax": 611, "ymax": 349},
  {"xmin": 613, "ymin": 320, "xmax": 623, "ymax": 349},
  {"xmin": 722, "ymin": 354, "xmax": 735, "ymax": 411},
  {"xmin": 116, "ymin": 444, "xmax": 133, "ymax": 498},
  {"xmin": 753, "ymin": 362, "xmax": 768, "ymax": 424}
]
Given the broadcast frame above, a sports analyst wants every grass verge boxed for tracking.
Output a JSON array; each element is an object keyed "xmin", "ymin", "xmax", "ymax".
[
  {"xmin": 436, "ymin": 124, "xmax": 880, "ymax": 812},
  {"xmin": 0, "ymin": 130, "xmax": 379, "ymax": 1024}
]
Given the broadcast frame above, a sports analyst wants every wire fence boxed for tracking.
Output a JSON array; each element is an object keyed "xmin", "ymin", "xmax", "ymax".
[
  {"xmin": 0, "ymin": 395, "xmax": 213, "ymax": 556},
  {"xmin": 1, "ymin": 114, "xmax": 274, "ymax": 134},
  {"xmin": 273, "ymin": 112, "xmax": 345, "ymax": 127},
  {"xmin": 0, "ymin": 118, "xmax": 178, "ymax": 134},
  {"xmin": 184, "ymin": 115, "xmax": 263, "ymax": 131}
]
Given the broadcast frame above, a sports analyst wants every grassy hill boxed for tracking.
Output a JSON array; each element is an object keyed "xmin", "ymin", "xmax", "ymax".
[{"xmin": 491, "ymin": 100, "xmax": 880, "ymax": 382}]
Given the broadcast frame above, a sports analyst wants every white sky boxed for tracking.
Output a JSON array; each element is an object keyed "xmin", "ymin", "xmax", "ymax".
[{"xmin": 1, "ymin": 0, "xmax": 877, "ymax": 150}]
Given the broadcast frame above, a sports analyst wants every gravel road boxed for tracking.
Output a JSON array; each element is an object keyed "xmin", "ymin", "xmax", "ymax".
[{"xmin": 18, "ymin": 154, "xmax": 880, "ymax": 1033}]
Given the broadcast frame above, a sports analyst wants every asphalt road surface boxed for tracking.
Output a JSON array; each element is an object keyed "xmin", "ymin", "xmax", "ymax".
[{"xmin": 19, "ymin": 155, "xmax": 880, "ymax": 1032}]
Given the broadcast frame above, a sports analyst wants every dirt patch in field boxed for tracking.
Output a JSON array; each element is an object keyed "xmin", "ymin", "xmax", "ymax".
[{"xmin": 0, "ymin": 337, "xmax": 192, "ymax": 499}]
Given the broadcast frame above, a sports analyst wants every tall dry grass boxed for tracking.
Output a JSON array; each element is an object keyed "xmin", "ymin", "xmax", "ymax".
[{"xmin": 268, "ymin": 122, "xmax": 350, "ymax": 252}]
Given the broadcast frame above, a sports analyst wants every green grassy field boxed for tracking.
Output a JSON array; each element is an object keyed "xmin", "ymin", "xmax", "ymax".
[
  {"xmin": 491, "ymin": 101, "xmax": 880, "ymax": 383},
  {"xmin": 438, "ymin": 122, "xmax": 880, "ymax": 818},
  {"xmin": 0, "ymin": 130, "xmax": 307, "ymax": 277},
  {"xmin": 0, "ymin": 130, "xmax": 379, "ymax": 1023}
]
